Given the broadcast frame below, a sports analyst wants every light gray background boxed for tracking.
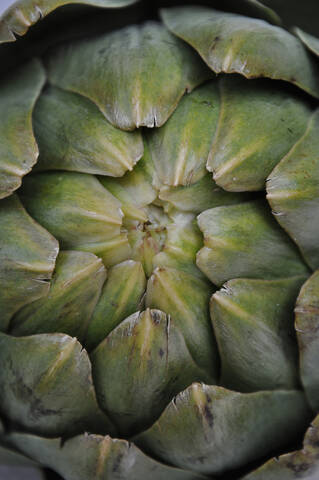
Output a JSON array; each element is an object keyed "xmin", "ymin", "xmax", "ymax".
[{"xmin": 0, "ymin": 0, "xmax": 16, "ymax": 15}]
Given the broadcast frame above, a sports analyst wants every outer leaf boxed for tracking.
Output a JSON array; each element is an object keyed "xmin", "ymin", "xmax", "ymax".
[
  {"xmin": 207, "ymin": 75, "xmax": 311, "ymax": 191},
  {"xmin": 0, "ymin": 59, "xmax": 45, "ymax": 199},
  {"xmin": 196, "ymin": 200, "xmax": 309, "ymax": 286},
  {"xmin": 0, "ymin": 333, "xmax": 113, "ymax": 437},
  {"xmin": 46, "ymin": 22, "xmax": 212, "ymax": 130},
  {"xmin": 0, "ymin": 0, "xmax": 139, "ymax": 43},
  {"xmin": 147, "ymin": 81, "xmax": 220, "ymax": 186},
  {"xmin": 211, "ymin": 276, "xmax": 306, "ymax": 392},
  {"xmin": 267, "ymin": 109, "xmax": 319, "ymax": 270},
  {"xmin": 0, "ymin": 195, "xmax": 58, "ymax": 332},
  {"xmin": 20, "ymin": 172, "xmax": 131, "ymax": 266},
  {"xmin": 134, "ymin": 383, "xmax": 312, "ymax": 475},
  {"xmin": 9, "ymin": 432, "xmax": 205, "ymax": 480},
  {"xmin": 0, "ymin": 416, "xmax": 39, "ymax": 468},
  {"xmin": 294, "ymin": 28, "xmax": 319, "ymax": 57},
  {"xmin": 91, "ymin": 309, "xmax": 215, "ymax": 436},
  {"xmin": 161, "ymin": 6, "xmax": 319, "ymax": 98},
  {"xmin": 11, "ymin": 251, "xmax": 107, "ymax": 343},
  {"xmin": 85, "ymin": 260, "xmax": 146, "ymax": 351},
  {"xmin": 295, "ymin": 270, "xmax": 319, "ymax": 412},
  {"xmin": 243, "ymin": 413, "xmax": 319, "ymax": 479},
  {"xmin": 221, "ymin": 0, "xmax": 281, "ymax": 25},
  {"xmin": 145, "ymin": 267, "xmax": 219, "ymax": 377},
  {"xmin": 0, "ymin": 445, "xmax": 38, "ymax": 467},
  {"xmin": 34, "ymin": 87, "xmax": 143, "ymax": 176}
]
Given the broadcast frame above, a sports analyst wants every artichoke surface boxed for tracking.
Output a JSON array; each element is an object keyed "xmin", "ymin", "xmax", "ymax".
[{"xmin": 1, "ymin": 1, "xmax": 319, "ymax": 479}]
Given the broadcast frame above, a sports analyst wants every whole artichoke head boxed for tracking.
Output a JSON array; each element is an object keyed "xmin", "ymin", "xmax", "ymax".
[{"xmin": 1, "ymin": 1, "xmax": 319, "ymax": 479}]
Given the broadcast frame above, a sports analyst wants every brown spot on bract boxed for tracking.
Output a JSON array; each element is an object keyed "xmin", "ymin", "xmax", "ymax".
[
  {"xmin": 203, "ymin": 405, "xmax": 214, "ymax": 428},
  {"xmin": 151, "ymin": 311, "xmax": 162, "ymax": 325},
  {"xmin": 112, "ymin": 452, "xmax": 124, "ymax": 473},
  {"xmin": 211, "ymin": 36, "xmax": 221, "ymax": 52},
  {"xmin": 286, "ymin": 460, "xmax": 311, "ymax": 474}
]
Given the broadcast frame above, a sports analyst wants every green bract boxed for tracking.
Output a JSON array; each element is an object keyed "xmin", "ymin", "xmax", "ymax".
[{"xmin": 0, "ymin": 1, "xmax": 319, "ymax": 479}]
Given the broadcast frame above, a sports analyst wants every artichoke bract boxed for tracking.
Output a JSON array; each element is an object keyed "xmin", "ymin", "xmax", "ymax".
[{"xmin": 1, "ymin": 1, "xmax": 319, "ymax": 479}]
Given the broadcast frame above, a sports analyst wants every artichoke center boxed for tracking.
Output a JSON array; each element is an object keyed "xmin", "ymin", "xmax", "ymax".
[{"xmin": 126, "ymin": 203, "xmax": 171, "ymax": 277}]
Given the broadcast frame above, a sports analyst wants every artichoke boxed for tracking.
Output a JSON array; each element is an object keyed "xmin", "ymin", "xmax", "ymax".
[{"xmin": 1, "ymin": 1, "xmax": 319, "ymax": 479}]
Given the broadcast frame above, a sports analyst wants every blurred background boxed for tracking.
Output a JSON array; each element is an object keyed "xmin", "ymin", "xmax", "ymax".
[{"xmin": 0, "ymin": 0, "xmax": 14, "ymax": 15}]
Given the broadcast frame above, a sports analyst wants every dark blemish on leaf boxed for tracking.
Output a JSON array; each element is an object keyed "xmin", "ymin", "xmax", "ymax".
[
  {"xmin": 201, "ymin": 100, "xmax": 213, "ymax": 107},
  {"xmin": 151, "ymin": 310, "xmax": 162, "ymax": 325},
  {"xmin": 211, "ymin": 36, "xmax": 220, "ymax": 52},
  {"xmin": 203, "ymin": 405, "xmax": 214, "ymax": 428},
  {"xmin": 10, "ymin": 370, "xmax": 59, "ymax": 420},
  {"xmin": 112, "ymin": 452, "xmax": 124, "ymax": 473},
  {"xmin": 286, "ymin": 461, "xmax": 310, "ymax": 473},
  {"xmin": 159, "ymin": 348, "xmax": 165, "ymax": 358},
  {"xmin": 30, "ymin": 398, "xmax": 60, "ymax": 420},
  {"xmin": 99, "ymin": 48, "xmax": 106, "ymax": 55}
]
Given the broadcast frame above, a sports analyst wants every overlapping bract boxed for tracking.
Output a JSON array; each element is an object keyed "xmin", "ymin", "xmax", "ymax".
[{"xmin": 0, "ymin": 2, "xmax": 319, "ymax": 480}]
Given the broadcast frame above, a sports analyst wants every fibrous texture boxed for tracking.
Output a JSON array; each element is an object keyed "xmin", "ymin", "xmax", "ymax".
[{"xmin": 1, "ymin": 1, "xmax": 319, "ymax": 479}]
